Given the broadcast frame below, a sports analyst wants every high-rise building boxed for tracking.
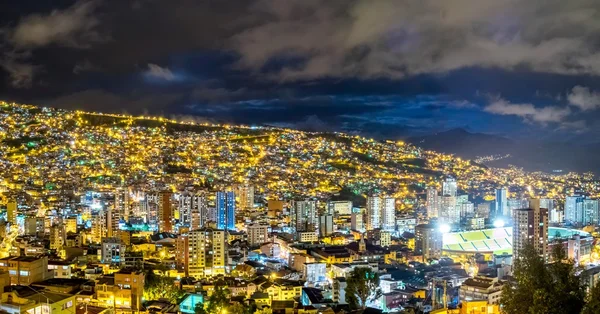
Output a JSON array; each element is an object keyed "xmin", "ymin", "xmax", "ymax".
[
  {"xmin": 328, "ymin": 201, "xmax": 353, "ymax": 216},
  {"xmin": 565, "ymin": 195, "xmax": 585, "ymax": 224},
  {"xmin": 233, "ymin": 184, "xmax": 254, "ymax": 210},
  {"xmin": 188, "ymin": 228, "xmax": 226, "ymax": 278},
  {"xmin": 512, "ymin": 199, "xmax": 548, "ymax": 261},
  {"xmin": 415, "ymin": 224, "xmax": 443, "ymax": 260},
  {"xmin": 247, "ymin": 223, "xmax": 269, "ymax": 246},
  {"xmin": 507, "ymin": 198, "xmax": 529, "ymax": 219},
  {"xmin": 549, "ymin": 208, "xmax": 564, "ymax": 224},
  {"xmin": 49, "ymin": 224, "xmax": 66, "ymax": 251},
  {"xmin": 291, "ymin": 200, "xmax": 317, "ymax": 233},
  {"xmin": 179, "ymin": 191, "xmax": 208, "ymax": 230},
  {"xmin": 440, "ymin": 196, "xmax": 459, "ymax": 224},
  {"xmin": 351, "ymin": 210, "xmax": 364, "ymax": 232},
  {"xmin": 381, "ymin": 197, "xmax": 395, "ymax": 231},
  {"xmin": 366, "ymin": 196, "xmax": 395, "ymax": 231},
  {"xmin": 6, "ymin": 199, "xmax": 17, "ymax": 227},
  {"xmin": 366, "ymin": 196, "xmax": 381, "ymax": 231},
  {"xmin": 24, "ymin": 217, "xmax": 44, "ymax": 236},
  {"xmin": 476, "ymin": 202, "xmax": 491, "ymax": 219},
  {"xmin": 91, "ymin": 210, "xmax": 108, "ymax": 243},
  {"xmin": 442, "ymin": 178, "xmax": 457, "ymax": 197},
  {"xmin": 583, "ymin": 199, "xmax": 599, "ymax": 225},
  {"xmin": 107, "ymin": 208, "xmax": 120, "ymax": 238},
  {"xmin": 319, "ymin": 215, "xmax": 334, "ymax": 237},
  {"xmin": 65, "ymin": 217, "xmax": 77, "ymax": 234},
  {"xmin": 458, "ymin": 201, "xmax": 475, "ymax": 218},
  {"xmin": 426, "ymin": 187, "xmax": 440, "ymax": 218},
  {"xmin": 158, "ymin": 191, "xmax": 174, "ymax": 232},
  {"xmin": 101, "ymin": 237, "xmax": 126, "ymax": 264},
  {"xmin": 216, "ymin": 191, "xmax": 236, "ymax": 231},
  {"xmin": 176, "ymin": 234, "xmax": 189, "ymax": 275},
  {"xmin": 114, "ymin": 188, "xmax": 130, "ymax": 222},
  {"xmin": 495, "ymin": 188, "xmax": 507, "ymax": 217}
]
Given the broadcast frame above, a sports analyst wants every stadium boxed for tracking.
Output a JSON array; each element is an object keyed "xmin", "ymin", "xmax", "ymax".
[{"xmin": 442, "ymin": 227, "xmax": 594, "ymax": 260}]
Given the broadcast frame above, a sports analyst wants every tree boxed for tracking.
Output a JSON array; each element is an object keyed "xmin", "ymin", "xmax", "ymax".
[
  {"xmin": 582, "ymin": 283, "xmax": 600, "ymax": 314},
  {"xmin": 500, "ymin": 244, "xmax": 585, "ymax": 314},
  {"xmin": 143, "ymin": 270, "xmax": 186, "ymax": 303},
  {"xmin": 345, "ymin": 267, "xmax": 382, "ymax": 310},
  {"xmin": 195, "ymin": 302, "xmax": 207, "ymax": 314},
  {"xmin": 205, "ymin": 285, "xmax": 231, "ymax": 314},
  {"xmin": 546, "ymin": 243, "xmax": 586, "ymax": 313}
]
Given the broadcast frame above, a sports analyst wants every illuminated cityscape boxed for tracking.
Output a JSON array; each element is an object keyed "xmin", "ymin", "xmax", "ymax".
[
  {"xmin": 2, "ymin": 1, "xmax": 600, "ymax": 313},
  {"xmin": 0, "ymin": 100, "xmax": 597, "ymax": 313}
]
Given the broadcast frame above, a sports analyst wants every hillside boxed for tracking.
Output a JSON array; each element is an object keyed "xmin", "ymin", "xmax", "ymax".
[{"xmin": 0, "ymin": 102, "xmax": 585, "ymax": 202}]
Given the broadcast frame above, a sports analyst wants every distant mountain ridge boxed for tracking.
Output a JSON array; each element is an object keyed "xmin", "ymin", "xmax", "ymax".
[
  {"xmin": 408, "ymin": 128, "xmax": 515, "ymax": 159},
  {"xmin": 407, "ymin": 128, "xmax": 600, "ymax": 174}
]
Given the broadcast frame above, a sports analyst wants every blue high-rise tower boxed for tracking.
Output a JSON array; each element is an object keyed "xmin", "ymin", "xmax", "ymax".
[
  {"xmin": 495, "ymin": 188, "xmax": 507, "ymax": 218},
  {"xmin": 216, "ymin": 191, "xmax": 236, "ymax": 231}
]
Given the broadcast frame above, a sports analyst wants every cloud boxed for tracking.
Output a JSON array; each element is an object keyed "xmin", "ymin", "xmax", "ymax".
[
  {"xmin": 8, "ymin": 0, "xmax": 102, "ymax": 48},
  {"xmin": 145, "ymin": 64, "xmax": 176, "ymax": 81},
  {"xmin": 556, "ymin": 120, "xmax": 587, "ymax": 131},
  {"xmin": 230, "ymin": 0, "xmax": 600, "ymax": 80},
  {"xmin": 0, "ymin": 51, "xmax": 37, "ymax": 88},
  {"xmin": 567, "ymin": 86, "xmax": 600, "ymax": 111},
  {"xmin": 0, "ymin": 0, "xmax": 102, "ymax": 87},
  {"xmin": 73, "ymin": 59, "xmax": 101, "ymax": 74},
  {"xmin": 484, "ymin": 98, "xmax": 570, "ymax": 123}
]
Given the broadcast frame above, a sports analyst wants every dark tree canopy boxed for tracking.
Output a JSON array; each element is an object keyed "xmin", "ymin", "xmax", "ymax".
[
  {"xmin": 500, "ymin": 244, "xmax": 586, "ymax": 314},
  {"xmin": 345, "ymin": 267, "xmax": 382, "ymax": 310}
]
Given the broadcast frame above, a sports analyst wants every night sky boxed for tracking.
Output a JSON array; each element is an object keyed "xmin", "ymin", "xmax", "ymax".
[{"xmin": 2, "ymin": 0, "xmax": 600, "ymax": 141}]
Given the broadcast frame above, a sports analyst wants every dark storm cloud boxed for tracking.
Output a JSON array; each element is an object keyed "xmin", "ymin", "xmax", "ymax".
[
  {"xmin": 231, "ymin": 0, "xmax": 600, "ymax": 80},
  {"xmin": 2, "ymin": 0, "xmax": 600, "ymax": 141}
]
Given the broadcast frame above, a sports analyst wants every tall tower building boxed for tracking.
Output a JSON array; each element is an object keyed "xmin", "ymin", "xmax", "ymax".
[
  {"xmin": 442, "ymin": 178, "xmax": 457, "ymax": 197},
  {"xmin": 6, "ymin": 199, "xmax": 17, "ymax": 228},
  {"xmin": 158, "ymin": 191, "xmax": 174, "ymax": 232},
  {"xmin": 179, "ymin": 191, "xmax": 208, "ymax": 230},
  {"xmin": 440, "ymin": 196, "xmax": 458, "ymax": 224},
  {"xmin": 583, "ymin": 199, "xmax": 599, "ymax": 225},
  {"xmin": 565, "ymin": 195, "xmax": 584, "ymax": 225},
  {"xmin": 114, "ymin": 188, "xmax": 130, "ymax": 222},
  {"xmin": 512, "ymin": 199, "xmax": 548, "ymax": 261},
  {"xmin": 415, "ymin": 224, "xmax": 443, "ymax": 260},
  {"xmin": 507, "ymin": 199, "xmax": 529, "ymax": 218},
  {"xmin": 107, "ymin": 208, "xmax": 120, "ymax": 238},
  {"xmin": 50, "ymin": 224, "xmax": 66, "ymax": 251},
  {"xmin": 366, "ymin": 196, "xmax": 381, "ymax": 231},
  {"xmin": 291, "ymin": 200, "xmax": 317, "ymax": 233},
  {"xmin": 91, "ymin": 210, "xmax": 108, "ymax": 243},
  {"xmin": 351, "ymin": 210, "xmax": 364, "ymax": 232},
  {"xmin": 381, "ymin": 197, "xmax": 396, "ymax": 231},
  {"xmin": 426, "ymin": 188, "xmax": 440, "ymax": 218},
  {"xmin": 366, "ymin": 196, "xmax": 395, "ymax": 231},
  {"xmin": 319, "ymin": 215, "xmax": 334, "ymax": 237},
  {"xmin": 495, "ymin": 188, "xmax": 508, "ymax": 217},
  {"xmin": 188, "ymin": 228, "xmax": 226, "ymax": 278},
  {"xmin": 216, "ymin": 191, "xmax": 236, "ymax": 231},
  {"xmin": 233, "ymin": 184, "xmax": 254, "ymax": 210}
]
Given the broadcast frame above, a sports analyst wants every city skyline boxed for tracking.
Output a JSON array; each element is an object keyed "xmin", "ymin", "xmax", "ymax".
[{"xmin": 2, "ymin": 1, "xmax": 600, "ymax": 314}]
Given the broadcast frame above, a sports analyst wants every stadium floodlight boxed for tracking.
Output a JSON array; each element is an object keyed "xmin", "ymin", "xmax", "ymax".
[
  {"xmin": 493, "ymin": 219, "xmax": 505, "ymax": 228},
  {"xmin": 439, "ymin": 224, "xmax": 451, "ymax": 234}
]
